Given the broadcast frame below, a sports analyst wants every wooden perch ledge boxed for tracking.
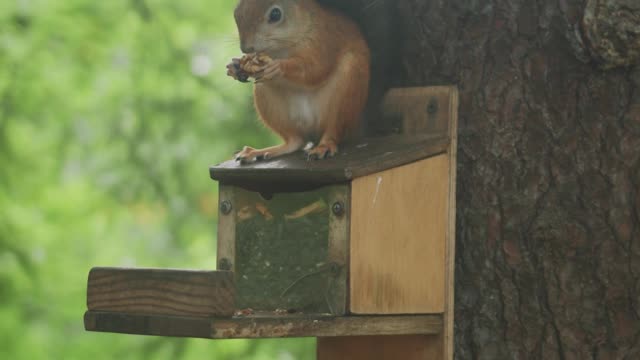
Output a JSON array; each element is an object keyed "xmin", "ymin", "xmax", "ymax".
[
  {"xmin": 86, "ymin": 268, "xmax": 235, "ymax": 318},
  {"xmin": 210, "ymin": 134, "xmax": 449, "ymax": 189},
  {"xmin": 84, "ymin": 311, "xmax": 443, "ymax": 339},
  {"xmin": 85, "ymin": 267, "xmax": 443, "ymax": 339}
]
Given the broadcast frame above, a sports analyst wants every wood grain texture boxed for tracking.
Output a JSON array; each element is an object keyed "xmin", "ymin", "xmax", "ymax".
[
  {"xmin": 84, "ymin": 311, "xmax": 213, "ymax": 339},
  {"xmin": 350, "ymin": 154, "xmax": 449, "ymax": 314},
  {"xmin": 212, "ymin": 314, "xmax": 441, "ymax": 339},
  {"xmin": 209, "ymin": 134, "xmax": 448, "ymax": 190},
  {"xmin": 87, "ymin": 268, "xmax": 235, "ymax": 317},
  {"xmin": 217, "ymin": 185, "xmax": 236, "ymax": 272},
  {"xmin": 317, "ymin": 335, "xmax": 437, "ymax": 360},
  {"xmin": 443, "ymin": 86, "xmax": 458, "ymax": 360},
  {"xmin": 327, "ymin": 185, "xmax": 351, "ymax": 315},
  {"xmin": 84, "ymin": 311, "xmax": 442, "ymax": 339},
  {"xmin": 383, "ymin": 86, "xmax": 453, "ymax": 138}
]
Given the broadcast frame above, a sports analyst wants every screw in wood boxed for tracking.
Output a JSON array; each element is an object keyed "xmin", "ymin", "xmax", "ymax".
[
  {"xmin": 219, "ymin": 200, "xmax": 232, "ymax": 215},
  {"xmin": 332, "ymin": 201, "xmax": 345, "ymax": 217}
]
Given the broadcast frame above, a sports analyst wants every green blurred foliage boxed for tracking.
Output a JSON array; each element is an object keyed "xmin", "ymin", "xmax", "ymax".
[{"xmin": 0, "ymin": 0, "xmax": 313, "ymax": 359}]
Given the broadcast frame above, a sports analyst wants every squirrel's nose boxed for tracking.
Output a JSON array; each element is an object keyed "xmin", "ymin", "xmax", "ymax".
[{"xmin": 241, "ymin": 45, "xmax": 255, "ymax": 54}]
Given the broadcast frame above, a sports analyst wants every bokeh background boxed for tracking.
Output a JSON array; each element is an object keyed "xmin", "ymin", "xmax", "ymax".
[{"xmin": 0, "ymin": 1, "xmax": 314, "ymax": 359}]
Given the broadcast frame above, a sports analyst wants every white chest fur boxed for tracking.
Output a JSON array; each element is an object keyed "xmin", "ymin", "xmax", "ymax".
[{"xmin": 289, "ymin": 93, "xmax": 317, "ymax": 131}]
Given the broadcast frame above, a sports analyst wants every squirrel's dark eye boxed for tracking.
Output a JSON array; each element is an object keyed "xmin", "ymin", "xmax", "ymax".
[{"xmin": 268, "ymin": 7, "xmax": 282, "ymax": 23}]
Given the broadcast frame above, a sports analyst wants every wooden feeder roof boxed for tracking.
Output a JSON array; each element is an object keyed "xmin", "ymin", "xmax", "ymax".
[{"xmin": 209, "ymin": 134, "xmax": 449, "ymax": 189}]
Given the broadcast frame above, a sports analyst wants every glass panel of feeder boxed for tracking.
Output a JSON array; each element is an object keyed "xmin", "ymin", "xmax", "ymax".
[{"xmin": 232, "ymin": 186, "xmax": 343, "ymax": 315}]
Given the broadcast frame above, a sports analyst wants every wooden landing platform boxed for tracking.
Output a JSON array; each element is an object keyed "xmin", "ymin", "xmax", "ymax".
[
  {"xmin": 84, "ymin": 311, "xmax": 443, "ymax": 339},
  {"xmin": 210, "ymin": 134, "xmax": 449, "ymax": 190}
]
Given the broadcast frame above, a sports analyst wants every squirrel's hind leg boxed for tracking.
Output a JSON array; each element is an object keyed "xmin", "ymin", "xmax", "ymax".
[{"xmin": 307, "ymin": 51, "xmax": 369, "ymax": 160}]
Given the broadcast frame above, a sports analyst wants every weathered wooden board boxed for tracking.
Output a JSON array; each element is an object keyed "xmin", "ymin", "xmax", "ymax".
[
  {"xmin": 317, "ymin": 335, "xmax": 438, "ymax": 360},
  {"xmin": 382, "ymin": 86, "xmax": 455, "ymax": 138},
  {"xmin": 87, "ymin": 268, "xmax": 235, "ymax": 317},
  {"xmin": 443, "ymin": 86, "xmax": 459, "ymax": 360},
  {"xmin": 350, "ymin": 154, "xmax": 449, "ymax": 314},
  {"xmin": 327, "ymin": 185, "xmax": 350, "ymax": 315},
  {"xmin": 84, "ymin": 311, "xmax": 213, "ymax": 339},
  {"xmin": 339, "ymin": 86, "xmax": 458, "ymax": 360},
  {"xmin": 209, "ymin": 134, "xmax": 448, "ymax": 189},
  {"xmin": 84, "ymin": 311, "xmax": 443, "ymax": 339},
  {"xmin": 217, "ymin": 186, "xmax": 236, "ymax": 272},
  {"xmin": 211, "ymin": 314, "xmax": 442, "ymax": 339}
]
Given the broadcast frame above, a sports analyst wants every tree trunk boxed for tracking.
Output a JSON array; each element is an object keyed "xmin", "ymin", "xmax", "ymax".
[{"xmin": 395, "ymin": 0, "xmax": 640, "ymax": 358}]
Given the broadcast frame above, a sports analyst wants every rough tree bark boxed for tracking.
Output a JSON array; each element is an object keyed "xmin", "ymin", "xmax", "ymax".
[{"xmin": 395, "ymin": 0, "xmax": 640, "ymax": 359}]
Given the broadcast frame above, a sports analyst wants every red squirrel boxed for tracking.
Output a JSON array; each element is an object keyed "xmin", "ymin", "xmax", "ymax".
[{"xmin": 227, "ymin": 0, "xmax": 371, "ymax": 163}]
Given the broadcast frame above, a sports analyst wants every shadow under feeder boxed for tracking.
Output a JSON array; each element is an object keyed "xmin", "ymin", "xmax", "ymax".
[{"xmin": 84, "ymin": 86, "xmax": 458, "ymax": 359}]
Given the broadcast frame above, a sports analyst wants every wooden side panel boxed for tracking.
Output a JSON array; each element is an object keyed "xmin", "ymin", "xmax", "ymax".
[
  {"xmin": 350, "ymin": 154, "xmax": 449, "ymax": 314},
  {"xmin": 443, "ymin": 86, "xmax": 459, "ymax": 360},
  {"xmin": 382, "ymin": 86, "xmax": 454, "ymax": 138},
  {"xmin": 317, "ymin": 335, "xmax": 437, "ymax": 360},
  {"xmin": 327, "ymin": 186, "xmax": 350, "ymax": 315},
  {"xmin": 217, "ymin": 185, "xmax": 236, "ymax": 271},
  {"xmin": 87, "ymin": 268, "xmax": 235, "ymax": 317}
]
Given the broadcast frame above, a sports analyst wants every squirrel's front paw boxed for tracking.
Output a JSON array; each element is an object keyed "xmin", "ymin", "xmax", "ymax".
[
  {"xmin": 235, "ymin": 146, "xmax": 271, "ymax": 164},
  {"xmin": 226, "ymin": 58, "xmax": 250, "ymax": 83},
  {"xmin": 255, "ymin": 60, "xmax": 283, "ymax": 82}
]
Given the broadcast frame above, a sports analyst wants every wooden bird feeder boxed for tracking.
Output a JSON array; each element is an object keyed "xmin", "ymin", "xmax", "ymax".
[{"xmin": 84, "ymin": 86, "xmax": 459, "ymax": 360}]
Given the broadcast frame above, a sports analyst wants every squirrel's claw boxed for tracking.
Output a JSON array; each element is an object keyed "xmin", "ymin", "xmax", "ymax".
[
  {"xmin": 305, "ymin": 142, "xmax": 337, "ymax": 161},
  {"xmin": 235, "ymin": 146, "xmax": 271, "ymax": 164},
  {"xmin": 255, "ymin": 60, "xmax": 283, "ymax": 82}
]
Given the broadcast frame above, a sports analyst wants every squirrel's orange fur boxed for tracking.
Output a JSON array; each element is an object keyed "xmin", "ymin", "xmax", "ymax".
[{"xmin": 230, "ymin": 0, "xmax": 370, "ymax": 162}]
